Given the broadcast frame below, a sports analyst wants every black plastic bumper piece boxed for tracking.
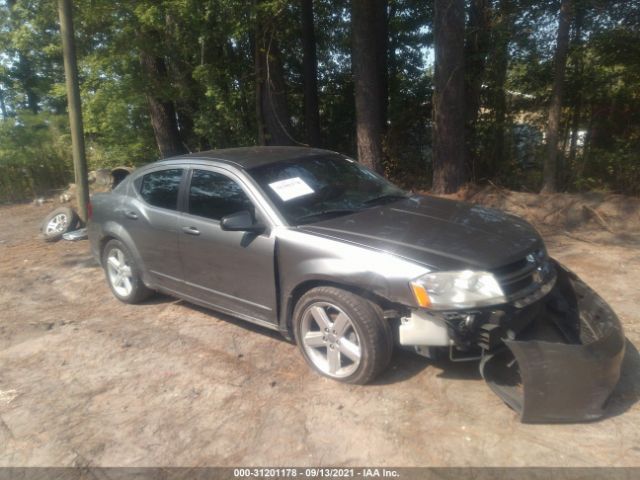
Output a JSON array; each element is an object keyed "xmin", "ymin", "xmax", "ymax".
[{"xmin": 480, "ymin": 262, "xmax": 626, "ymax": 423}]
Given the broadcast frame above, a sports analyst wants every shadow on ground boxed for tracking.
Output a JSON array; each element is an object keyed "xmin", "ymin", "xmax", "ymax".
[
  {"xmin": 371, "ymin": 349, "xmax": 483, "ymax": 386},
  {"xmin": 604, "ymin": 339, "xmax": 640, "ymax": 419},
  {"xmin": 168, "ymin": 297, "xmax": 289, "ymax": 342},
  {"xmin": 75, "ymin": 254, "xmax": 640, "ymax": 421},
  {"xmin": 59, "ymin": 251, "xmax": 97, "ymax": 269}
]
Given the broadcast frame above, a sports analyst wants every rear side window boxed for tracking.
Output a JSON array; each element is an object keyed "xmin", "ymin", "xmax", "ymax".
[
  {"xmin": 188, "ymin": 169, "xmax": 253, "ymax": 221},
  {"xmin": 139, "ymin": 169, "xmax": 183, "ymax": 210}
]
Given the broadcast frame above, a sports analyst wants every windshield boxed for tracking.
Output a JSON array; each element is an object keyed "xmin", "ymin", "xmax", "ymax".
[{"xmin": 247, "ymin": 154, "xmax": 408, "ymax": 225}]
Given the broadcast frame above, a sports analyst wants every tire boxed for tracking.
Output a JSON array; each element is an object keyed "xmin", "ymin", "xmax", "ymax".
[
  {"xmin": 293, "ymin": 286, "xmax": 393, "ymax": 385},
  {"xmin": 41, "ymin": 206, "xmax": 79, "ymax": 242},
  {"xmin": 101, "ymin": 239, "xmax": 153, "ymax": 304}
]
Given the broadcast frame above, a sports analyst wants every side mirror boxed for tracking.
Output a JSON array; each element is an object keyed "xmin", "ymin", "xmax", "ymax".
[{"xmin": 220, "ymin": 210, "xmax": 265, "ymax": 233}]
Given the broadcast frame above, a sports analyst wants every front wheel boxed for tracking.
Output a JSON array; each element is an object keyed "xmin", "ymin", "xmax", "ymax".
[
  {"xmin": 293, "ymin": 286, "xmax": 393, "ymax": 384},
  {"xmin": 102, "ymin": 239, "xmax": 152, "ymax": 304}
]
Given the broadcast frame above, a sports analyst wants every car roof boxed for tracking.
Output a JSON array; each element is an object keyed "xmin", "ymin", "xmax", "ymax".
[{"xmin": 154, "ymin": 146, "xmax": 340, "ymax": 170}]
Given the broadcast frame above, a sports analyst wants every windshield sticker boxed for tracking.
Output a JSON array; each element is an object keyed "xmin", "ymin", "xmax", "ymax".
[{"xmin": 268, "ymin": 177, "xmax": 315, "ymax": 201}]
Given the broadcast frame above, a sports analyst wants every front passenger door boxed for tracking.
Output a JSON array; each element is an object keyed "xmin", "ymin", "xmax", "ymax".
[{"xmin": 178, "ymin": 168, "xmax": 278, "ymax": 325}]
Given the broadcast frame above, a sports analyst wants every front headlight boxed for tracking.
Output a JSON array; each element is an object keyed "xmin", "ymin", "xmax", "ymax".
[{"xmin": 410, "ymin": 270, "xmax": 506, "ymax": 310}]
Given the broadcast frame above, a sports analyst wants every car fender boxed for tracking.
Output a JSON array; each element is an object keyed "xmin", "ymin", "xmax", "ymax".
[{"xmin": 275, "ymin": 228, "xmax": 429, "ymax": 332}]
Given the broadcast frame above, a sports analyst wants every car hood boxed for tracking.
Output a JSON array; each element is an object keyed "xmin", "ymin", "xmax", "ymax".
[{"xmin": 298, "ymin": 195, "xmax": 544, "ymax": 271}]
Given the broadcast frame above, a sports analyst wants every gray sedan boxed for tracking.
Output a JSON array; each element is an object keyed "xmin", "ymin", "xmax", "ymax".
[{"xmin": 88, "ymin": 147, "xmax": 625, "ymax": 423}]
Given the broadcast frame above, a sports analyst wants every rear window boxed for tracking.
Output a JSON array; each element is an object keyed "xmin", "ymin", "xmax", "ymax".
[{"xmin": 139, "ymin": 169, "xmax": 183, "ymax": 210}]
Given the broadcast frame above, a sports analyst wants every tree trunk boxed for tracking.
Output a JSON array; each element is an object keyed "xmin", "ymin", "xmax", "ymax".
[
  {"xmin": 568, "ymin": 97, "xmax": 582, "ymax": 172},
  {"xmin": 139, "ymin": 49, "xmax": 187, "ymax": 158},
  {"xmin": 387, "ymin": 1, "xmax": 398, "ymax": 120},
  {"xmin": 229, "ymin": 37, "xmax": 254, "ymax": 139},
  {"xmin": 0, "ymin": 88, "xmax": 7, "ymax": 120},
  {"xmin": 568, "ymin": 4, "xmax": 585, "ymax": 172},
  {"xmin": 374, "ymin": 0, "xmax": 389, "ymax": 131},
  {"xmin": 255, "ymin": 3, "xmax": 295, "ymax": 146},
  {"xmin": 172, "ymin": 62, "xmax": 201, "ymax": 151},
  {"xmin": 487, "ymin": 0, "xmax": 511, "ymax": 178},
  {"xmin": 464, "ymin": 0, "xmax": 491, "ymax": 181},
  {"xmin": 301, "ymin": 0, "xmax": 321, "ymax": 147},
  {"xmin": 432, "ymin": 0, "xmax": 466, "ymax": 194},
  {"xmin": 7, "ymin": 0, "xmax": 39, "ymax": 114},
  {"xmin": 352, "ymin": 0, "xmax": 387, "ymax": 173},
  {"xmin": 541, "ymin": 0, "xmax": 573, "ymax": 193},
  {"xmin": 20, "ymin": 58, "xmax": 39, "ymax": 114},
  {"xmin": 578, "ymin": 102, "xmax": 594, "ymax": 182}
]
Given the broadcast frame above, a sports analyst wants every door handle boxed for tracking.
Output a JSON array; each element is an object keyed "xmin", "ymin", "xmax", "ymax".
[
  {"xmin": 182, "ymin": 226, "xmax": 200, "ymax": 236},
  {"xmin": 124, "ymin": 210, "xmax": 138, "ymax": 220}
]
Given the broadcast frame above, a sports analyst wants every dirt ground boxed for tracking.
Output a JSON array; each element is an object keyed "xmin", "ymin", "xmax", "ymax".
[{"xmin": 1, "ymin": 192, "xmax": 639, "ymax": 467}]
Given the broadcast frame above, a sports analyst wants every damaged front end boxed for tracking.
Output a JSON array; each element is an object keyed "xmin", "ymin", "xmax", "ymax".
[
  {"xmin": 400, "ymin": 260, "xmax": 626, "ymax": 423},
  {"xmin": 479, "ymin": 262, "xmax": 625, "ymax": 423}
]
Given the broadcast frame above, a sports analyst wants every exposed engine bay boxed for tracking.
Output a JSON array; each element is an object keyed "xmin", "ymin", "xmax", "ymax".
[{"xmin": 399, "ymin": 261, "xmax": 625, "ymax": 423}]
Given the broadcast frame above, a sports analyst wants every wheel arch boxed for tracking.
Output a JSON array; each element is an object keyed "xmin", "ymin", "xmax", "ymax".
[
  {"xmin": 281, "ymin": 279, "xmax": 406, "ymax": 339},
  {"xmin": 98, "ymin": 223, "xmax": 154, "ymax": 288}
]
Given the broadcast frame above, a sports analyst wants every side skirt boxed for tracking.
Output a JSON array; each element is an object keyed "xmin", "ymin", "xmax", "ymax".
[{"xmin": 154, "ymin": 285, "xmax": 285, "ymax": 334}]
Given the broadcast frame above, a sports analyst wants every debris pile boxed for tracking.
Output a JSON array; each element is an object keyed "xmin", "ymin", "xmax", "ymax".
[{"xmin": 446, "ymin": 186, "xmax": 640, "ymax": 245}]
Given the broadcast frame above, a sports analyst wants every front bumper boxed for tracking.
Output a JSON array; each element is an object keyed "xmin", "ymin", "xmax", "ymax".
[
  {"xmin": 398, "ymin": 261, "xmax": 626, "ymax": 423},
  {"xmin": 479, "ymin": 262, "xmax": 625, "ymax": 423}
]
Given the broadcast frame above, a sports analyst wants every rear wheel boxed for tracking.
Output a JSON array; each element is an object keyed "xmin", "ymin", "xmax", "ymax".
[
  {"xmin": 293, "ymin": 286, "xmax": 393, "ymax": 384},
  {"xmin": 102, "ymin": 239, "xmax": 152, "ymax": 304}
]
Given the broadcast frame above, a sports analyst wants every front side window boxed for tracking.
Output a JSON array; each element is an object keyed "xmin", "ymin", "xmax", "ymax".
[
  {"xmin": 139, "ymin": 169, "xmax": 183, "ymax": 210},
  {"xmin": 188, "ymin": 169, "xmax": 254, "ymax": 221}
]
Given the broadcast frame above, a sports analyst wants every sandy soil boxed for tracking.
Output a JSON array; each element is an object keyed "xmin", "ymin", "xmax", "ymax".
[{"xmin": 0, "ymin": 195, "xmax": 639, "ymax": 467}]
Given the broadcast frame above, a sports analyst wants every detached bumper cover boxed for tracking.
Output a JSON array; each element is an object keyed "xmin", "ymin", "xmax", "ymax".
[{"xmin": 480, "ymin": 262, "xmax": 625, "ymax": 423}]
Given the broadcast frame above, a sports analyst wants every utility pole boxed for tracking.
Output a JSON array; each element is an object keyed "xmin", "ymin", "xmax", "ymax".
[{"xmin": 58, "ymin": 0, "xmax": 89, "ymax": 223}]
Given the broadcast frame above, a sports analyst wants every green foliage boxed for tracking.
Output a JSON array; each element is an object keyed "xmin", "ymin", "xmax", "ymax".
[
  {"xmin": 576, "ymin": 141, "xmax": 640, "ymax": 195},
  {"xmin": 462, "ymin": 0, "xmax": 640, "ymax": 194},
  {"xmin": 0, "ymin": 0, "xmax": 638, "ymax": 199},
  {"xmin": 79, "ymin": 62, "xmax": 157, "ymax": 168},
  {"xmin": 0, "ymin": 112, "xmax": 72, "ymax": 201}
]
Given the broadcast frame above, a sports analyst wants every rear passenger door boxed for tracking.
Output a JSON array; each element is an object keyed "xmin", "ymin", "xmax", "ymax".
[
  {"xmin": 178, "ymin": 168, "xmax": 278, "ymax": 325},
  {"xmin": 123, "ymin": 167, "xmax": 185, "ymax": 291}
]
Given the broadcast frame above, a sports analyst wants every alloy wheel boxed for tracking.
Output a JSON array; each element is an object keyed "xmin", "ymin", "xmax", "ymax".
[
  {"xmin": 45, "ymin": 213, "xmax": 68, "ymax": 235},
  {"xmin": 106, "ymin": 247, "xmax": 133, "ymax": 297},
  {"xmin": 300, "ymin": 301, "xmax": 362, "ymax": 378}
]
